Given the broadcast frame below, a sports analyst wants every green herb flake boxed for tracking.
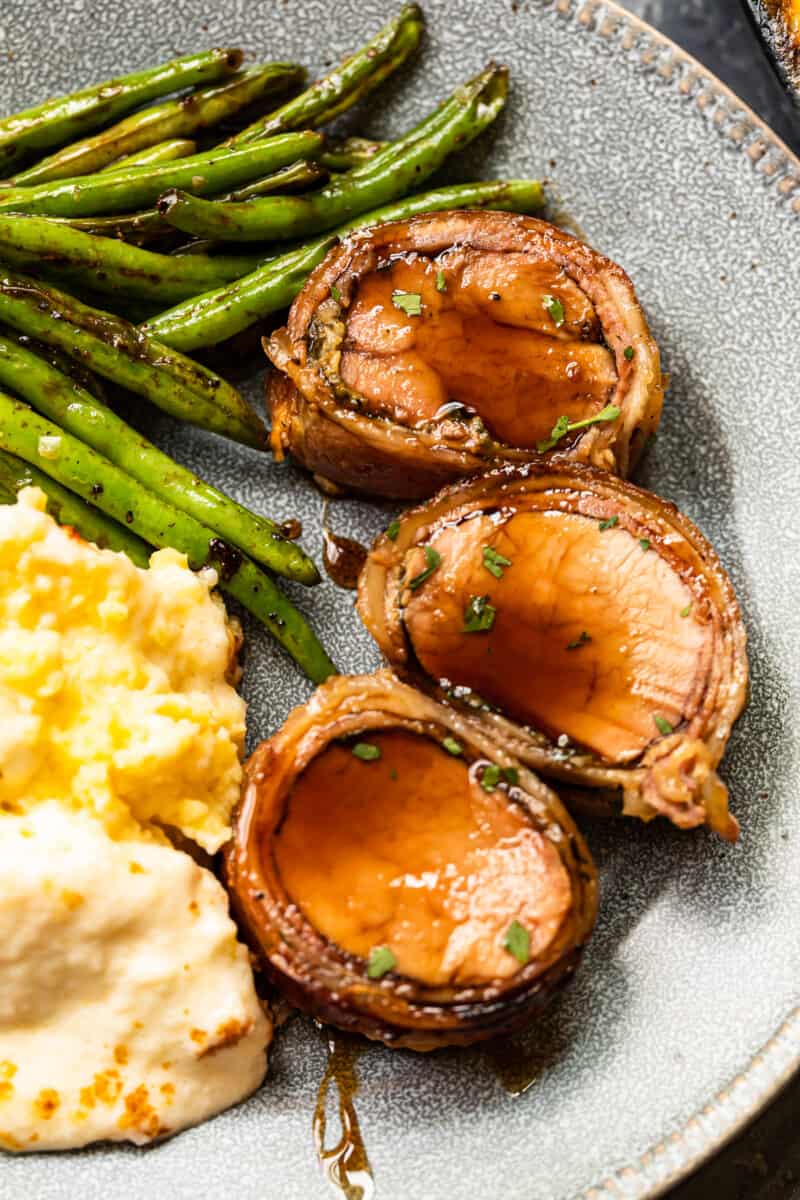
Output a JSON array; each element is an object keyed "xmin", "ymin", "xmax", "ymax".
[
  {"xmin": 536, "ymin": 404, "xmax": 621, "ymax": 453},
  {"xmin": 543, "ymin": 294, "xmax": 565, "ymax": 327},
  {"xmin": 536, "ymin": 414, "xmax": 570, "ymax": 453},
  {"xmin": 352, "ymin": 742, "xmax": 381, "ymax": 762},
  {"xmin": 408, "ymin": 544, "xmax": 442, "ymax": 591},
  {"xmin": 463, "ymin": 594, "xmax": 496, "ymax": 633},
  {"xmin": 599, "ymin": 515, "xmax": 619, "ymax": 531},
  {"xmin": 481, "ymin": 764, "xmax": 502, "ymax": 792},
  {"xmin": 503, "ymin": 766, "xmax": 519, "ymax": 787},
  {"xmin": 389, "ymin": 768, "xmax": 398, "ymax": 781},
  {"xmin": 680, "ymin": 602, "xmax": 693, "ymax": 618},
  {"xmin": 442, "ymin": 737, "xmax": 463, "ymax": 757},
  {"xmin": 436, "ymin": 269, "xmax": 447, "ymax": 293},
  {"xmin": 330, "ymin": 284, "xmax": 341, "ymax": 302},
  {"xmin": 482, "ymin": 545, "xmax": 512, "ymax": 579},
  {"xmin": 623, "ymin": 345, "xmax": 634, "ymax": 361},
  {"xmin": 392, "ymin": 290, "xmax": 422, "ymax": 317},
  {"xmin": 566, "ymin": 630, "xmax": 592, "ymax": 651},
  {"xmin": 653, "ymin": 714, "xmax": 674, "ymax": 737},
  {"xmin": 367, "ymin": 945, "xmax": 396, "ymax": 979},
  {"xmin": 503, "ymin": 920, "xmax": 530, "ymax": 965},
  {"xmin": 639, "ymin": 538, "xmax": 651, "ymax": 551},
  {"xmin": 385, "ymin": 519, "xmax": 401, "ymax": 541}
]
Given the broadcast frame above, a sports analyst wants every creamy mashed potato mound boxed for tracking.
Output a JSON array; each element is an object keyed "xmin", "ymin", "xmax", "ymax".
[
  {"xmin": 0, "ymin": 491, "xmax": 271, "ymax": 1151},
  {"xmin": 0, "ymin": 488, "xmax": 246, "ymax": 852},
  {"xmin": 0, "ymin": 805, "xmax": 270, "ymax": 1151}
]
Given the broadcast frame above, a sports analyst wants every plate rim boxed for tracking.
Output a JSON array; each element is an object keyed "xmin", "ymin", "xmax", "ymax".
[{"xmin": 539, "ymin": 2, "xmax": 799, "ymax": 1197}]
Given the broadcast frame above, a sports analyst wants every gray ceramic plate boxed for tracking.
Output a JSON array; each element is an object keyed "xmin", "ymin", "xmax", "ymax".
[{"xmin": 2, "ymin": 1, "xmax": 799, "ymax": 1197}]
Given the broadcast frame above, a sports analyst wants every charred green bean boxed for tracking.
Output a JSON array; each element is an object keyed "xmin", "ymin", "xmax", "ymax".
[{"xmin": 0, "ymin": 48, "xmax": 242, "ymax": 172}]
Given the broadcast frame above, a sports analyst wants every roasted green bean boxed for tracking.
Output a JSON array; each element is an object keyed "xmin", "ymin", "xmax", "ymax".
[
  {"xmin": 227, "ymin": 4, "xmax": 422, "ymax": 144},
  {"xmin": 0, "ymin": 332, "xmax": 318, "ymax": 583},
  {"xmin": 0, "ymin": 48, "xmax": 242, "ymax": 172},
  {"xmin": 0, "ymin": 212, "xmax": 265, "ymax": 304},
  {"xmin": 0, "ymin": 393, "xmax": 335, "ymax": 681},
  {"xmin": 0, "ymin": 132, "xmax": 323, "ymax": 217},
  {"xmin": 14, "ymin": 64, "xmax": 305, "ymax": 185},
  {"xmin": 0, "ymin": 270, "xmax": 266, "ymax": 448},
  {"xmin": 157, "ymin": 64, "xmax": 508, "ymax": 241}
]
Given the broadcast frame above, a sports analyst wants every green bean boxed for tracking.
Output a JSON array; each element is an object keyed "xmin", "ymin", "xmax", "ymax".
[
  {"xmin": 34, "ymin": 159, "xmax": 327, "ymax": 248},
  {"xmin": 317, "ymin": 137, "xmax": 390, "ymax": 171},
  {"xmin": 0, "ymin": 332, "xmax": 318, "ymax": 583},
  {"xmin": 99, "ymin": 138, "xmax": 198, "ymax": 171},
  {"xmin": 0, "ymin": 393, "xmax": 335, "ymax": 682},
  {"xmin": 14, "ymin": 64, "xmax": 305, "ymax": 185},
  {"xmin": 294, "ymin": 15, "xmax": 422, "ymax": 129},
  {"xmin": 158, "ymin": 64, "xmax": 508, "ymax": 241},
  {"xmin": 228, "ymin": 4, "xmax": 422, "ymax": 145},
  {"xmin": 0, "ymin": 48, "xmax": 243, "ymax": 173},
  {"xmin": 0, "ymin": 132, "xmax": 323, "ymax": 218},
  {"xmin": 46, "ymin": 208, "xmax": 173, "ymax": 244},
  {"xmin": 143, "ymin": 178, "xmax": 546, "ymax": 351},
  {"xmin": 0, "ymin": 211, "xmax": 264, "ymax": 304},
  {"xmin": 5, "ymin": 331, "xmax": 110, "ymax": 402},
  {"xmin": 0, "ymin": 269, "xmax": 265, "ymax": 448},
  {"xmin": 216, "ymin": 159, "xmax": 328, "ymax": 201},
  {"xmin": 0, "ymin": 446, "xmax": 151, "ymax": 565}
]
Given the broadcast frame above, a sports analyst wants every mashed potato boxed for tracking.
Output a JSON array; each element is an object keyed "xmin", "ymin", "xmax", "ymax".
[
  {"xmin": 0, "ymin": 488, "xmax": 246, "ymax": 853},
  {"xmin": 0, "ymin": 805, "xmax": 270, "ymax": 1151}
]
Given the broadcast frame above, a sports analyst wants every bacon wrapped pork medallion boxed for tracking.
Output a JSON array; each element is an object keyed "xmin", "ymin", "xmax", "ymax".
[
  {"xmin": 358, "ymin": 466, "xmax": 749, "ymax": 840},
  {"xmin": 265, "ymin": 211, "xmax": 664, "ymax": 498},
  {"xmin": 226, "ymin": 672, "xmax": 597, "ymax": 1050}
]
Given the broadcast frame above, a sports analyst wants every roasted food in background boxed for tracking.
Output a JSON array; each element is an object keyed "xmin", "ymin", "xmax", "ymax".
[
  {"xmin": 227, "ymin": 671, "xmax": 597, "ymax": 1050},
  {"xmin": 745, "ymin": 0, "xmax": 800, "ymax": 100},
  {"xmin": 266, "ymin": 210, "xmax": 664, "ymax": 498},
  {"xmin": 358, "ymin": 465, "xmax": 748, "ymax": 840}
]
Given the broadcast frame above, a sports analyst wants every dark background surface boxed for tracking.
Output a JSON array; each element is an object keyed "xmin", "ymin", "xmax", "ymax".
[{"xmin": 620, "ymin": 5, "xmax": 799, "ymax": 1197}]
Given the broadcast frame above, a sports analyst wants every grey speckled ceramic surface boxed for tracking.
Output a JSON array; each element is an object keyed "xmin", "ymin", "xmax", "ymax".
[{"xmin": 2, "ymin": 1, "xmax": 799, "ymax": 1197}]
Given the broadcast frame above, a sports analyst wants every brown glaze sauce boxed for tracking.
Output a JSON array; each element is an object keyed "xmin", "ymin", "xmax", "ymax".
[
  {"xmin": 313, "ymin": 1029, "xmax": 374, "ymax": 1200},
  {"xmin": 280, "ymin": 517, "xmax": 303, "ymax": 541},
  {"xmin": 483, "ymin": 1016, "xmax": 572, "ymax": 1097},
  {"xmin": 340, "ymin": 246, "xmax": 615, "ymax": 448},
  {"xmin": 322, "ymin": 527, "xmax": 368, "ymax": 590}
]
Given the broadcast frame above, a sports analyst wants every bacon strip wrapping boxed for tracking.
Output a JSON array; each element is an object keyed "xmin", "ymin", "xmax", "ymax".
[{"xmin": 266, "ymin": 210, "xmax": 665, "ymax": 498}]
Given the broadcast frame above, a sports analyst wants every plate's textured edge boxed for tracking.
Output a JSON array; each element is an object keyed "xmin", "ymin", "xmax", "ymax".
[
  {"xmin": 541, "ymin": 3, "xmax": 800, "ymax": 1196},
  {"xmin": 543, "ymin": 0, "xmax": 800, "ymax": 213}
]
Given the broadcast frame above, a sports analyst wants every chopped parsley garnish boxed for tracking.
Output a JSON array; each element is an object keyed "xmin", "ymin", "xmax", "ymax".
[
  {"xmin": 479, "ymin": 764, "xmax": 519, "ymax": 792},
  {"xmin": 503, "ymin": 920, "xmax": 530, "ymax": 965},
  {"xmin": 442, "ymin": 737, "xmax": 463, "ymax": 756},
  {"xmin": 408, "ymin": 545, "xmax": 441, "ymax": 590},
  {"xmin": 566, "ymin": 630, "xmax": 592, "ymax": 651},
  {"xmin": 624, "ymin": 345, "xmax": 634, "ymax": 361},
  {"xmin": 463, "ymin": 594, "xmax": 496, "ymax": 633},
  {"xmin": 542, "ymin": 294, "xmax": 565, "ymax": 327},
  {"xmin": 653, "ymin": 714, "xmax": 674, "ymax": 737},
  {"xmin": 352, "ymin": 742, "xmax": 381, "ymax": 762},
  {"xmin": 680, "ymin": 602, "xmax": 693, "ymax": 618},
  {"xmin": 389, "ymin": 768, "xmax": 398, "ymax": 781},
  {"xmin": 436, "ymin": 269, "xmax": 447, "ymax": 293},
  {"xmin": 367, "ymin": 946, "xmax": 396, "ymax": 979},
  {"xmin": 385, "ymin": 519, "xmax": 401, "ymax": 541},
  {"xmin": 480, "ymin": 764, "xmax": 502, "ymax": 792},
  {"xmin": 392, "ymin": 290, "xmax": 422, "ymax": 316},
  {"xmin": 482, "ymin": 545, "xmax": 512, "ymax": 579},
  {"xmin": 598, "ymin": 515, "xmax": 619, "ymax": 531},
  {"xmin": 330, "ymin": 284, "xmax": 341, "ymax": 302},
  {"xmin": 536, "ymin": 404, "xmax": 621, "ymax": 453},
  {"xmin": 639, "ymin": 538, "xmax": 651, "ymax": 551}
]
